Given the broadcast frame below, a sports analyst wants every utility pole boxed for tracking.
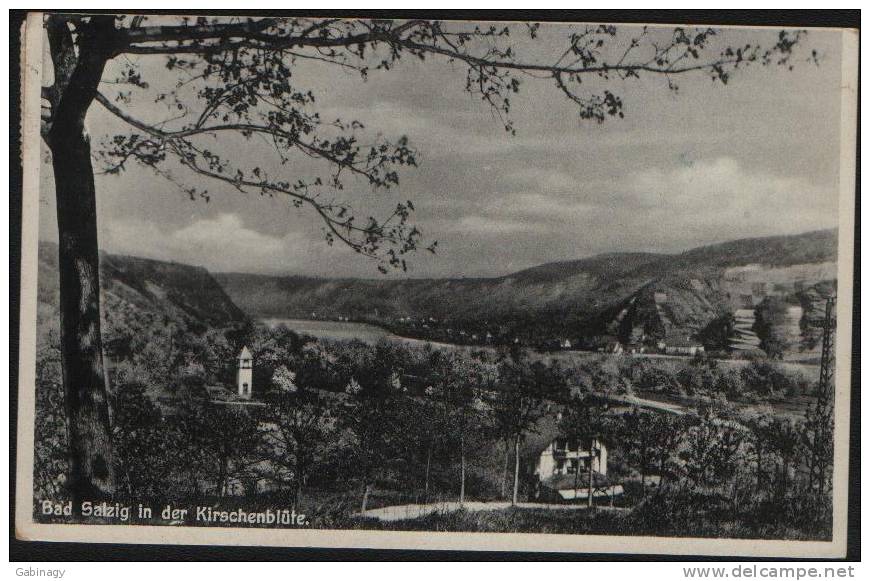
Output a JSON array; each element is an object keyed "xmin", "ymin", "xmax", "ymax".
[
  {"xmin": 818, "ymin": 297, "xmax": 836, "ymax": 404},
  {"xmin": 807, "ymin": 296, "xmax": 835, "ymax": 497}
]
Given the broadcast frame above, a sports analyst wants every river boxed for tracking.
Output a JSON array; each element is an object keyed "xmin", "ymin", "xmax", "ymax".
[{"xmin": 260, "ymin": 318, "xmax": 460, "ymax": 350}]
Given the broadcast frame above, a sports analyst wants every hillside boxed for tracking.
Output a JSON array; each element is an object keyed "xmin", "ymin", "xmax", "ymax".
[
  {"xmin": 214, "ymin": 252, "xmax": 674, "ymax": 323},
  {"xmin": 216, "ymin": 229, "xmax": 838, "ymax": 358},
  {"xmin": 37, "ymin": 242, "xmax": 248, "ymax": 353}
]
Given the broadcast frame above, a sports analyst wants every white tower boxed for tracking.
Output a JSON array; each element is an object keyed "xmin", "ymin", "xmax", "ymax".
[{"xmin": 237, "ymin": 346, "xmax": 253, "ymax": 399}]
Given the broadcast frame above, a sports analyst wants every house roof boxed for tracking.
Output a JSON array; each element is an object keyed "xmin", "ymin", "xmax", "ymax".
[{"xmin": 238, "ymin": 346, "xmax": 252, "ymax": 359}]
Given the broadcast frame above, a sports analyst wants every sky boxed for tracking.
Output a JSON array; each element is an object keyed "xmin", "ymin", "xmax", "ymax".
[{"xmin": 38, "ymin": 20, "xmax": 846, "ymax": 278}]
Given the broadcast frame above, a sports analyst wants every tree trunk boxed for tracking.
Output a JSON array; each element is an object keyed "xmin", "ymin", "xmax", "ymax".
[
  {"xmin": 731, "ymin": 471, "xmax": 740, "ymax": 511},
  {"xmin": 512, "ymin": 434, "xmax": 521, "ymax": 505},
  {"xmin": 361, "ymin": 483, "xmax": 371, "ymax": 513},
  {"xmin": 780, "ymin": 457, "xmax": 790, "ymax": 497},
  {"xmin": 641, "ymin": 468, "xmax": 646, "ymax": 495},
  {"xmin": 45, "ymin": 16, "xmax": 118, "ymax": 502},
  {"xmin": 424, "ymin": 443, "xmax": 432, "ymax": 504},
  {"xmin": 573, "ymin": 454, "xmax": 580, "ymax": 499},
  {"xmin": 587, "ymin": 439, "xmax": 595, "ymax": 509},
  {"xmin": 293, "ymin": 458, "xmax": 303, "ymax": 508},
  {"xmin": 501, "ymin": 439, "xmax": 510, "ymax": 499},
  {"xmin": 806, "ymin": 448, "xmax": 816, "ymax": 494},
  {"xmin": 756, "ymin": 450, "xmax": 764, "ymax": 496},
  {"xmin": 459, "ymin": 433, "xmax": 466, "ymax": 505},
  {"xmin": 218, "ymin": 454, "xmax": 228, "ymax": 497}
]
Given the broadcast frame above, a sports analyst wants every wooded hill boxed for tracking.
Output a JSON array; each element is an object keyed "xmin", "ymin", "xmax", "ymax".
[
  {"xmin": 37, "ymin": 241, "xmax": 248, "ymax": 353},
  {"xmin": 215, "ymin": 229, "xmax": 838, "ymax": 356}
]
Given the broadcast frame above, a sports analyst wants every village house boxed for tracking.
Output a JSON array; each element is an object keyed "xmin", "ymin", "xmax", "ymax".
[
  {"xmin": 625, "ymin": 327, "xmax": 646, "ymax": 354},
  {"xmin": 658, "ymin": 335, "xmax": 705, "ymax": 356},
  {"xmin": 627, "ymin": 345, "xmax": 646, "ymax": 355},
  {"xmin": 590, "ymin": 334, "xmax": 624, "ymax": 354},
  {"xmin": 532, "ymin": 437, "xmax": 623, "ymax": 502},
  {"xmin": 606, "ymin": 341, "xmax": 624, "ymax": 355}
]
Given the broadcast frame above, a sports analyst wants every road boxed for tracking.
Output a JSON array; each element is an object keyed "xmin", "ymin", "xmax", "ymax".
[
  {"xmin": 356, "ymin": 501, "xmax": 627, "ymax": 522},
  {"xmin": 606, "ymin": 393, "xmax": 686, "ymax": 415}
]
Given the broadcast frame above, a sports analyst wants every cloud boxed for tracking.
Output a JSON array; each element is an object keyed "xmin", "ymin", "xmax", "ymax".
[
  {"xmin": 451, "ymin": 215, "xmax": 532, "ymax": 234},
  {"xmin": 498, "ymin": 193, "xmax": 596, "ymax": 221},
  {"xmin": 88, "ymin": 156, "xmax": 837, "ymax": 279},
  {"xmin": 430, "ymin": 156, "xmax": 837, "ymax": 271},
  {"xmin": 100, "ymin": 213, "xmax": 310, "ymax": 273},
  {"xmin": 613, "ymin": 157, "xmax": 838, "ymax": 240}
]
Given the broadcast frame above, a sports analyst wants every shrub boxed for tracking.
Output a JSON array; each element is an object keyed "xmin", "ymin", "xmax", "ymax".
[{"xmin": 741, "ymin": 359, "xmax": 797, "ymax": 397}]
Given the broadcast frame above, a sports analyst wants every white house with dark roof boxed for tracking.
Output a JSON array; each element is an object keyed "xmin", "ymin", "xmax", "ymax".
[
  {"xmin": 532, "ymin": 437, "xmax": 623, "ymax": 502},
  {"xmin": 658, "ymin": 335, "xmax": 705, "ymax": 356}
]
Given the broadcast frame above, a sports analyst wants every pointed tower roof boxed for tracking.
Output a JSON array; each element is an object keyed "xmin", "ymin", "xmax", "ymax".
[{"xmin": 238, "ymin": 346, "xmax": 252, "ymax": 360}]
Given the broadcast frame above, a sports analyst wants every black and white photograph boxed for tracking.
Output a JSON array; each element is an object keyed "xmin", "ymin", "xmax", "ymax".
[{"xmin": 13, "ymin": 11, "xmax": 858, "ymax": 558}]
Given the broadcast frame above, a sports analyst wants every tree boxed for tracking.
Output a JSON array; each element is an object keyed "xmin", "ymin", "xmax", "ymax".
[
  {"xmin": 261, "ymin": 372, "xmax": 334, "ymax": 506},
  {"xmin": 740, "ymin": 359, "xmax": 798, "ymax": 398},
  {"xmin": 416, "ymin": 385, "xmax": 451, "ymax": 503},
  {"xmin": 38, "ymin": 14, "xmax": 811, "ymax": 499},
  {"xmin": 713, "ymin": 367, "xmax": 746, "ymax": 401},
  {"xmin": 680, "ymin": 413, "xmax": 720, "ymax": 487},
  {"xmin": 559, "ymin": 389, "xmax": 611, "ymax": 507},
  {"xmin": 711, "ymin": 421, "xmax": 747, "ymax": 501},
  {"xmin": 111, "ymin": 382, "xmax": 181, "ymax": 500},
  {"xmin": 753, "ymin": 298, "xmax": 791, "ymax": 359},
  {"xmin": 270, "ymin": 364, "xmax": 299, "ymax": 394},
  {"xmin": 430, "ymin": 351, "xmax": 495, "ymax": 504},
  {"xmin": 648, "ymin": 413, "xmax": 686, "ymax": 486},
  {"xmin": 677, "ymin": 356, "xmax": 719, "ymax": 396},
  {"xmin": 490, "ymin": 355, "xmax": 555, "ymax": 504},
  {"xmin": 33, "ymin": 339, "xmax": 69, "ymax": 501},
  {"xmin": 623, "ymin": 409, "xmax": 657, "ymax": 491},
  {"xmin": 339, "ymin": 346, "xmax": 410, "ymax": 511},
  {"xmin": 489, "ymin": 394, "xmax": 518, "ymax": 500},
  {"xmin": 756, "ymin": 415, "xmax": 802, "ymax": 497},
  {"xmin": 698, "ymin": 312, "xmax": 736, "ymax": 352},
  {"xmin": 746, "ymin": 414, "xmax": 773, "ymax": 497},
  {"xmin": 182, "ymin": 403, "xmax": 262, "ymax": 496}
]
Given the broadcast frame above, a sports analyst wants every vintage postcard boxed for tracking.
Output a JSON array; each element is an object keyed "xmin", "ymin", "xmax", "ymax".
[{"xmin": 15, "ymin": 13, "xmax": 857, "ymax": 557}]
